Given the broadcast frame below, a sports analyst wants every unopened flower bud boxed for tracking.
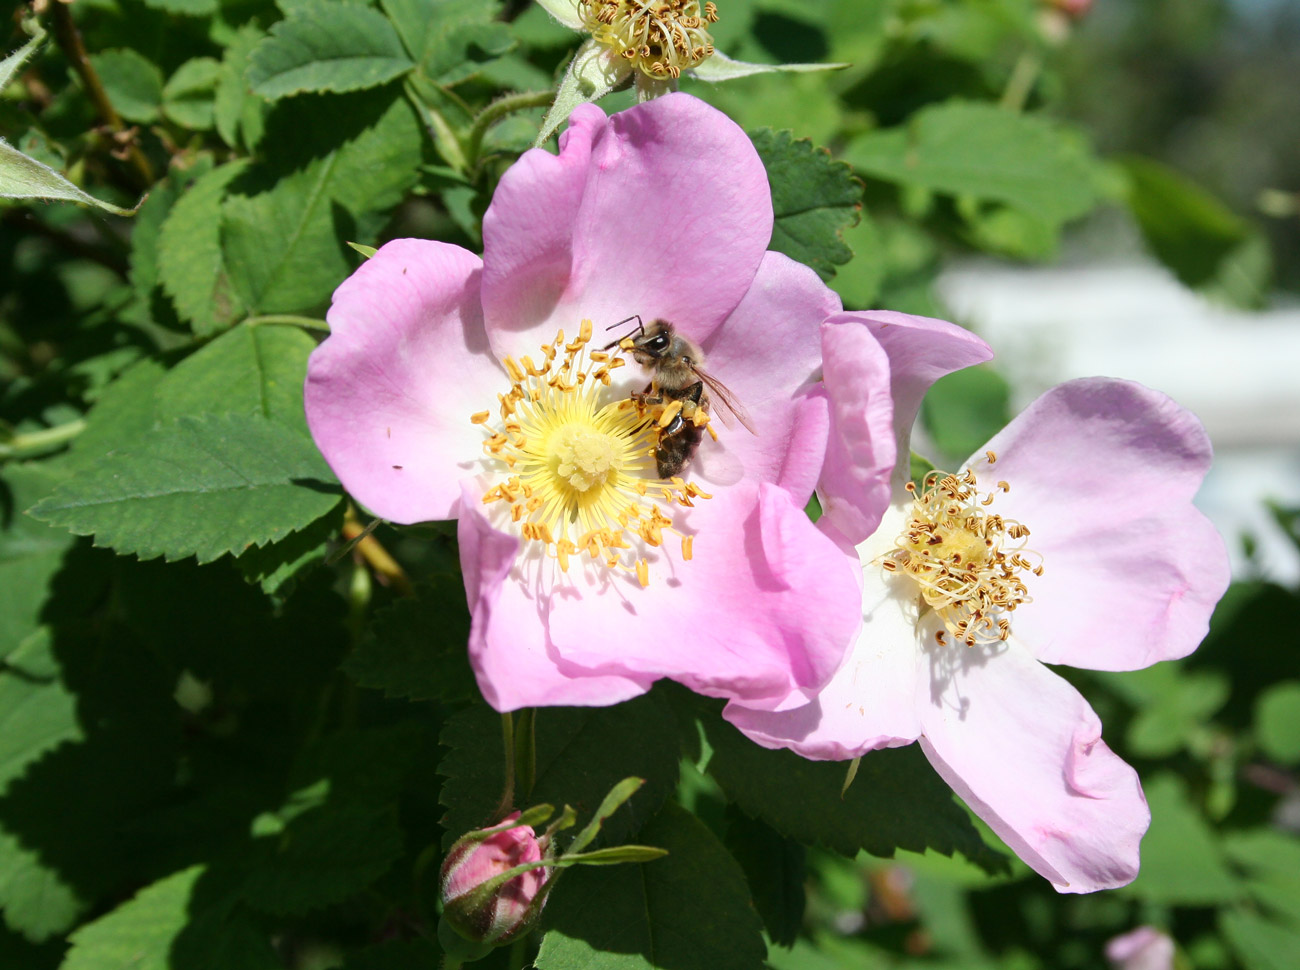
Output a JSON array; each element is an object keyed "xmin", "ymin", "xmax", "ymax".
[
  {"xmin": 439, "ymin": 813, "xmax": 551, "ymax": 946},
  {"xmin": 1106, "ymin": 927, "xmax": 1176, "ymax": 970}
]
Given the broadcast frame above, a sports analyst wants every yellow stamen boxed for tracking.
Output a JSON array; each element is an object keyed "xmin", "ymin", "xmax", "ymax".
[
  {"xmin": 578, "ymin": 0, "xmax": 718, "ymax": 80},
  {"xmin": 472, "ymin": 323, "xmax": 707, "ymax": 582},
  {"xmin": 883, "ymin": 459, "xmax": 1041, "ymax": 648}
]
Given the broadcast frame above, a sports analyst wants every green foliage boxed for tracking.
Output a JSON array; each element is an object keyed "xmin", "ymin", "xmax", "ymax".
[
  {"xmin": 343, "ymin": 577, "xmax": 478, "ymax": 703},
  {"xmin": 692, "ymin": 701, "xmax": 1006, "ymax": 875},
  {"xmin": 751, "ymin": 128, "xmax": 861, "ymax": 281},
  {"xmin": 1120, "ymin": 156, "xmax": 1273, "ymax": 308},
  {"xmin": 29, "ymin": 414, "xmax": 342, "ymax": 564},
  {"xmin": 844, "ymin": 102, "xmax": 1103, "ymax": 228},
  {"xmin": 439, "ymin": 693, "xmax": 680, "ymax": 850},
  {"xmin": 919, "ymin": 365, "xmax": 1011, "ymax": 464},
  {"xmin": 536, "ymin": 802, "xmax": 767, "ymax": 970},
  {"xmin": 246, "ymin": 1, "xmax": 415, "ymax": 100}
]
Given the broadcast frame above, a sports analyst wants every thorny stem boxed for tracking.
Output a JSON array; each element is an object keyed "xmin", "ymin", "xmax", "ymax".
[
  {"xmin": 48, "ymin": 2, "xmax": 155, "ymax": 188},
  {"xmin": 341, "ymin": 516, "xmax": 414, "ymax": 597},
  {"xmin": 466, "ymin": 91, "xmax": 556, "ymax": 173}
]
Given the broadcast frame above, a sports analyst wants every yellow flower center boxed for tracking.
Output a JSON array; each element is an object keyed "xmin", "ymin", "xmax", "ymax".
[
  {"xmin": 882, "ymin": 452, "xmax": 1042, "ymax": 647},
  {"xmin": 578, "ymin": 0, "xmax": 719, "ymax": 79},
  {"xmin": 471, "ymin": 320, "xmax": 709, "ymax": 586}
]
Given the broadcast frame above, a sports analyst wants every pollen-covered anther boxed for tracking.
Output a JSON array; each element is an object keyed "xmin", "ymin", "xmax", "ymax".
[
  {"xmin": 884, "ymin": 466, "xmax": 1042, "ymax": 647},
  {"xmin": 473, "ymin": 321, "xmax": 706, "ymax": 583},
  {"xmin": 578, "ymin": 0, "xmax": 719, "ymax": 79}
]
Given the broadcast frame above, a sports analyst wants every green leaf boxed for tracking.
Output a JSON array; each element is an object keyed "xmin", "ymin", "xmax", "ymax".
[
  {"xmin": 241, "ymin": 725, "xmax": 431, "ymax": 915},
  {"xmin": 157, "ymin": 160, "xmax": 252, "ymax": 335},
  {"xmin": 1126, "ymin": 668, "xmax": 1229, "ymax": 758},
  {"xmin": 0, "ymin": 630, "xmax": 86, "ymax": 942},
  {"xmin": 343, "ymin": 577, "xmax": 477, "ymax": 703},
  {"xmin": 127, "ymin": 157, "xmax": 210, "ymax": 329},
  {"xmin": 828, "ymin": 212, "xmax": 884, "ymax": 308},
  {"xmin": 58, "ymin": 358, "xmax": 167, "ymax": 473},
  {"xmin": 1223, "ymin": 830, "xmax": 1300, "ymax": 927},
  {"xmin": 220, "ymin": 91, "xmax": 423, "ymax": 315},
  {"xmin": 1120, "ymin": 156, "xmax": 1271, "ymax": 309},
  {"xmin": 722, "ymin": 807, "xmax": 805, "ymax": 948},
  {"xmin": 381, "ymin": 0, "xmax": 514, "ymax": 85},
  {"xmin": 162, "ymin": 57, "xmax": 221, "ymax": 130},
  {"xmin": 87, "ymin": 49, "xmax": 164, "ymax": 124},
  {"xmin": 536, "ymin": 802, "xmax": 766, "ymax": 970},
  {"xmin": 439, "ymin": 693, "xmax": 680, "ymax": 850},
  {"xmin": 919, "ymin": 365, "xmax": 1011, "ymax": 464},
  {"xmin": 0, "ymin": 140, "xmax": 138, "ymax": 216},
  {"xmin": 61, "ymin": 865, "xmax": 278, "ymax": 970},
  {"xmin": 0, "ymin": 464, "xmax": 75, "ymax": 656},
  {"xmin": 843, "ymin": 102, "xmax": 1102, "ymax": 225},
  {"xmin": 1256, "ymin": 682, "xmax": 1300, "ymax": 764},
  {"xmin": 751, "ymin": 128, "xmax": 861, "ymax": 281},
  {"xmin": 234, "ymin": 503, "xmax": 342, "ymax": 595},
  {"xmin": 1122, "ymin": 774, "xmax": 1241, "ymax": 906},
  {"xmin": 215, "ymin": 26, "xmax": 269, "ymax": 150},
  {"xmin": 153, "ymin": 323, "xmax": 318, "ymax": 435},
  {"xmin": 694, "ymin": 702, "xmax": 1005, "ymax": 873},
  {"xmin": 1221, "ymin": 906, "xmax": 1300, "ymax": 970},
  {"xmin": 29, "ymin": 414, "xmax": 342, "ymax": 565},
  {"xmin": 247, "ymin": 1, "xmax": 415, "ymax": 100}
]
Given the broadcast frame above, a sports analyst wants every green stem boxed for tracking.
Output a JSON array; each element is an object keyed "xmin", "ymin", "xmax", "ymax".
[
  {"xmin": 514, "ymin": 708, "xmax": 537, "ymax": 802},
  {"xmin": 0, "ymin": 419, "xmax": 86, "ymax": 460},
  {"xmin": 508, "ymin": 937, "xmax": 528, "ymax": 970},
  {"xmin": 999, "ymin": 50, "xmax": 1042, "ymax": 113},
  {"xmin": 466, "ymin": 91, "xmax": 556, "ymax": 171},
  {"xmin": 494, "ymin": 711, "xmax": 517, "ymax": 821},
  {"xmin": 245, "ymin": 314, "xmax": 330, "ymax": 332}
]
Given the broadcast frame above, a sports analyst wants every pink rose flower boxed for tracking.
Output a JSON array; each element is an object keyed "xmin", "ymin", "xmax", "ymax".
[
  {"xmin": 1106, "ymin": 926, "xmax": 1176, "ymax": 970},
  {"xmin": 440, "ymin": 813, "xmax": 549, "ymax": 945},
  {"xmin": 726, "ymin": 311, "xmax": 1231, "ymax": 893},
  {"xmin": 305, "ymin": 93, "xmax": 860, "ymax": 712}
]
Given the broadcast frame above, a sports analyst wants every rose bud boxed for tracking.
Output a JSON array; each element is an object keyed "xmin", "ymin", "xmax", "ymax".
[{"xmin": 439, "ymin": 813, "xmax": 551, "ymax": 946}]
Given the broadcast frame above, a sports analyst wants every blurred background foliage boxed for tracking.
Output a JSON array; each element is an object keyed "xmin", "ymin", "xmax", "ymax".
[{"xmin": 1, "ymin": 0, "xmax": 1297, "ymax": 968}]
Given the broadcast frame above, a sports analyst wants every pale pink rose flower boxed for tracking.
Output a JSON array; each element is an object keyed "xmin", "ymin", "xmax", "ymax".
[
  {"xmin": 1106, "ymin": 926, "xmax": 1176, "ymax": 970},
  {"xmin": 305, "ymin": 94, "xmax": 860, "ymax": 713},
  {"xmin": 726, "ymin": 311, "xmax": 1230, "ymax": 893}
]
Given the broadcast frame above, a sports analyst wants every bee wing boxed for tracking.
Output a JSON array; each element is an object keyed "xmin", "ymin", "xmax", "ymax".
[{"xmin": 695, "ymin": 368, "xmax": 757, "ymax": 435}]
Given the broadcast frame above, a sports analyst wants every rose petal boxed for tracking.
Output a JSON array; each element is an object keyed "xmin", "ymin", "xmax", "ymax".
[
  {"xmin": 546, "ymin": 481, "xmax": 860, "ymax": 708},
  {"xmin": 697, "ymin": 252, "xmax": 838, "ymax": 498},
  {"xmin": 724, "ymin": 516, "xmax": 925, "ymax": 757},
  {"xmin": 819, "ymin": 311, "xmax": 993, "ymax": 543},
  {"xmin": 458, "ymin": 483, "xmax": 653, "ymax": 711},
  {"xmin": 975, "ymin": 378, "xmax": 1230, "ymax": 670},
  {"xmin": 481, "ymin": 94, "xmax": 773, "ymax": 360},
  {"xmin": 917, "ymin": 638, "xmax": 1149, "ymax": 893},
  {"xmin": 305, "ymin": 240, "xmax": 500, "ymax": 523}
]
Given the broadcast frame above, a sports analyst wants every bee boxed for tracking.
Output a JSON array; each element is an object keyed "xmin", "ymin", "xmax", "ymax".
[{"xmin": 604, "ymin": 316, "xmax": 755, "ymax": 478}]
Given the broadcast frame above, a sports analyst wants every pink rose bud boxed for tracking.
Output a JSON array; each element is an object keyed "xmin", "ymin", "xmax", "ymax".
[
  {"xmin": 439, "ymin": 813, "xmax": 550, "ymax": 945},
  {"xmin": 1050, "ymin": 0, "xmax": 1094, "ymax": 18},
  {"xmin": 1106, "ymin": 926, "xmax": 1176, "ymax": 970}
]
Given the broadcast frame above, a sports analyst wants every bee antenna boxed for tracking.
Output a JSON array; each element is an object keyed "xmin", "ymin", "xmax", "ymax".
[{"xmin": 605, "ymin": 314, "xmax": 644, "ymax": 334}]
